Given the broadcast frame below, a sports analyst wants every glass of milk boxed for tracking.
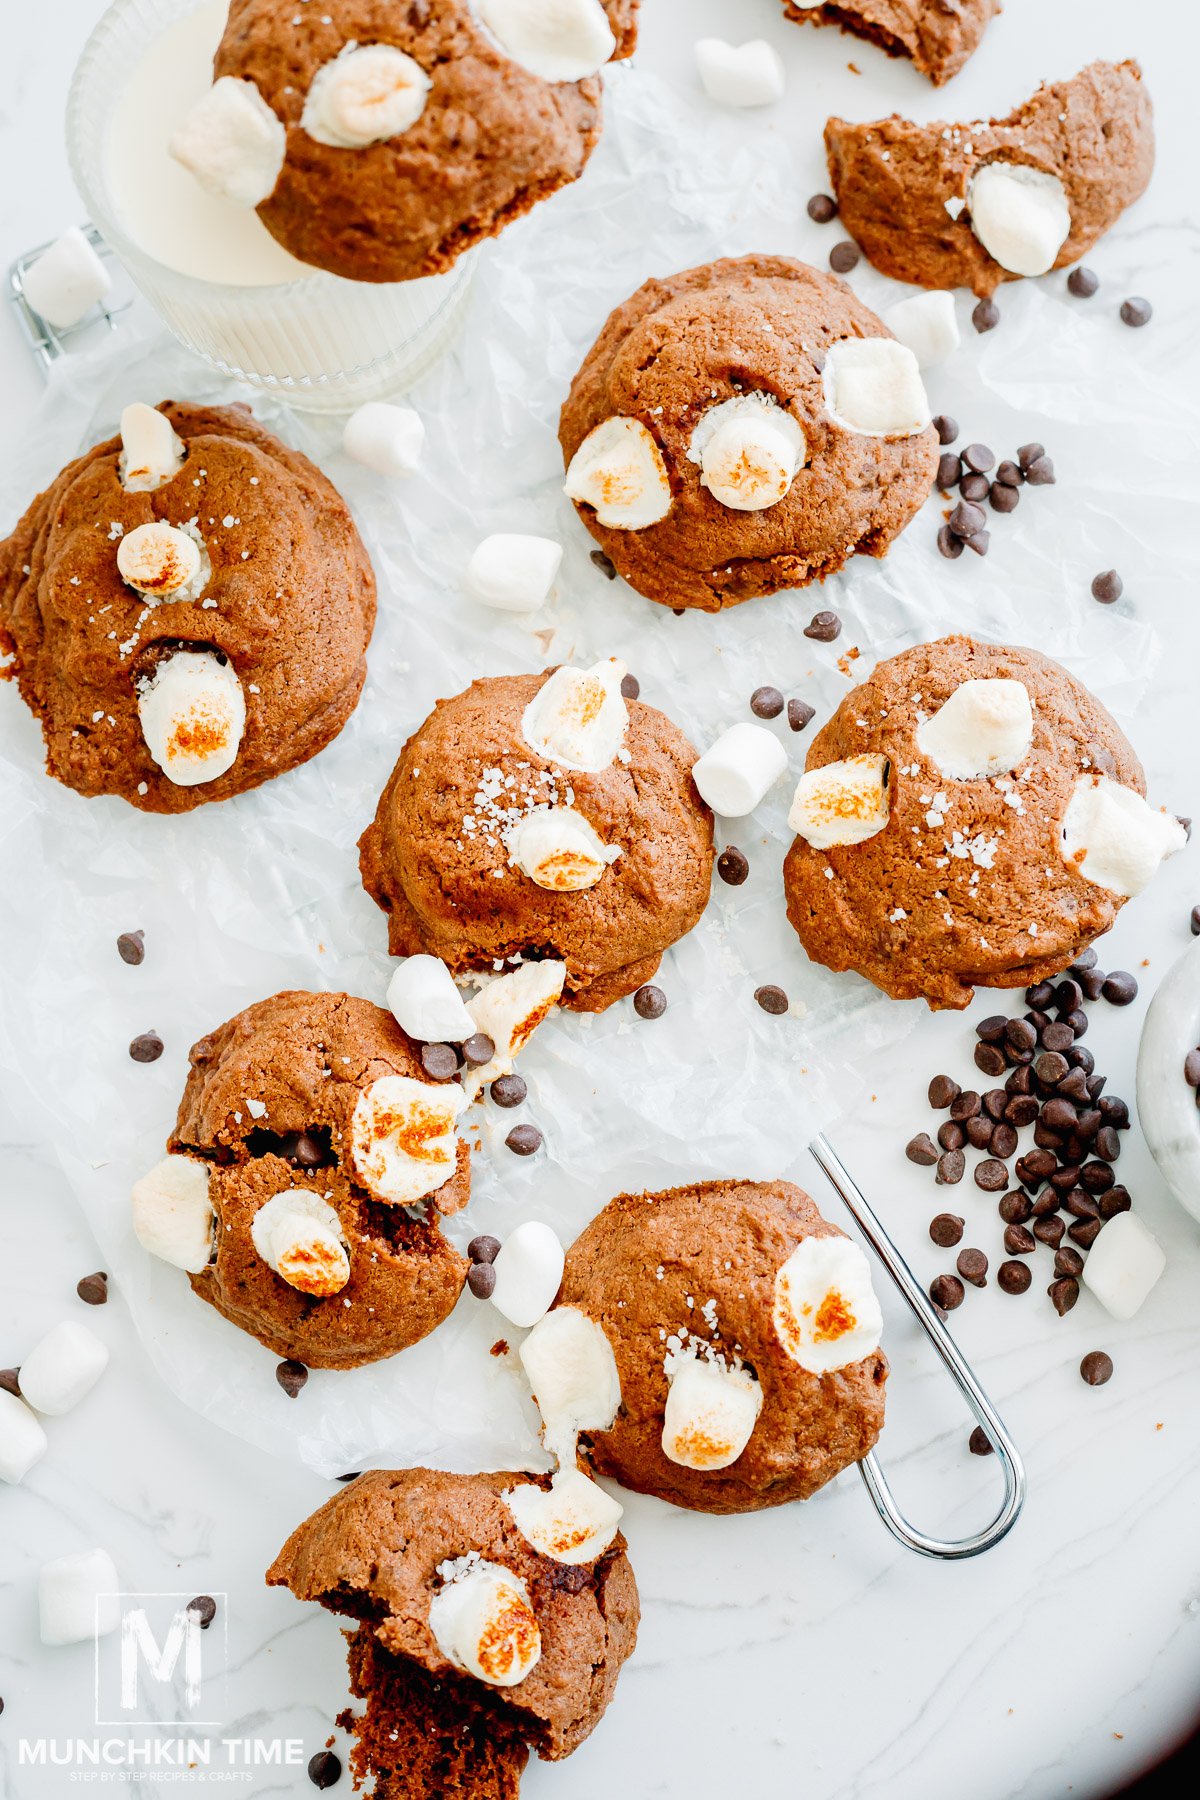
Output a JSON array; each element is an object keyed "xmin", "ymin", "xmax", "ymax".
[{"xmin": 67, "ymin": 0, "xmax": 474, "ymax": 412}]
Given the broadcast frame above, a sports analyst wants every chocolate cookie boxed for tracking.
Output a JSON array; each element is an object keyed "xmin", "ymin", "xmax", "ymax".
[
  {"xmin": 133, "ymin": 991, "xmax": 471, "ymax": 1369},
  {"xmin": 359, "ymin": 663, "xmax": 714, "ymax": 1011},
  {"xmin": 557, "ymin": 1179, "xmax": 888, "ymax": 1513},
  {"xmin": 825, "ymin": 60, "xmax": 1154, "ymax": 296},
  {"xmin": 782, "ymin": 637, "xmax": 1184, "ymax": 1010},
  {"xmin": 783, "ymin": 2, "xmax": 999, "ymax": 87},
  {"xmin": 0, "ymin": 401, "xmax": 374, "ymax": 812},
  {"xmin": 188, "ymin": 0, "xmax": 638, "ymax": 283},
  {"xmin": 558, "ymin": 255, "xmax": 938, "ymax": 612},
  {"xmin": 268, "ymin": 1467, "xmax": 640, "ymax": 1794}
]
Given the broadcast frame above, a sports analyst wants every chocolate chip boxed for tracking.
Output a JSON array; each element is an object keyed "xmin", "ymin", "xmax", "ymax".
[
  {"xmin": 998, "ymin": 1260, "xmax": 1032, "ymax": 1295},
  {"xmin": 76, "ymin": 1272, "xmax": 108, "ymax": 1306},
  {"xmin": 928, "ymin": 1074, "xmax": 960, "ymax": 1109},
  {"xmin": 936, "ymin": 1149, "xmax": 965, "ymax": 1185},
  {"xmin": 461, "ymin": 1032, "xmax": 495, "ymax": 1068},
  {"xmin": 467, "ymin": 1235, "xmax": 501, "ymax": 1264},
  {"xmin": 633, "ymin": 984, "xmax": 667, "ymax": 1020},
  {"xmin": 1079, "ymin": 968, "xmax": 1106, "ymax": 1000},
  {"xmin": 929, "ymin": 1212, "xmax": 964, "ymax": 1247},
  {"xmin": 420, "ymin": 1042, "xmax": 459, "ymax": 1081},
  {"xmin": 1063, "ymin": 1007, "xmax": 1088, "ymax": 1038},
  {"xmin": 1031, "ymin": 1187, "xmax": 1061, "ymax": 1218},
  {"xmin": 1026, "ymin": 980, "xmax": 1055, "ymax": 1007},
  {"xmin": 276, "ymin": 1360, "xmax": 308, "ymax": 1398},
  {"xmin": 335, "ymin": 1472, "xmax": 360, "ymax": 1482},
  {"xmin": 937, "ymin": 524, "xmax": 964, "ymax": 560},
  {"xmin": 619, "ymin": 672, "xmax": 640, "ymax": 698},
  {"xmin": 1006, "ymin": 1065, "xmax": 1034, "ymax": 1096},
  {"xmin": 282, "ymin": 1131, "xmax": 332, "ymax": 1170},
  {"xmin": 117, "ymin": 930, "xmax": 145, "ymax": 965},
  {"xmin": 129, "ymin": 1030, "xmax": 164, "ymax": 1063},
  {"xmin": 974, "ymin": 1042, "xmax": 1007, "ymax": 1077},
  {"xmin": 938, "ymin": 1120, "xmax": 966, "ymax": 1152},
  {"xmin": 490, "ymin": 1074, "xmax": 527, "ymax": 1108},
  {"xmin": 966, "ymin": 527, "xmax": 991, "ymax": 557},
  {"xmin": 505, "ymin": 1124, "xmax": 542, "ymax": 1156},
  {"xmin": 960, "ymin": 472, "xmax": 990, "ymax": 502},
  {"xmin": 803, "ymin": 609, "xmax": 841, "ymax": 641},
  {"xmin": 1017, "ymin": 1148, "xmax": 1056, "ymax": 1186},
  {"xmin": 983, "ymin": 1087, "xmax": 1009, "ymax": 1120},
  {"xmin": 0, "ymin": 1369, "xmax": 20, "ymax": 1396},
  {"xmin": 1003, "ymin": 1223, "xmax": 1036, "ymax": 1256},
  {"xmin": 906, "ymin": 1132, "xmax": 939, "ymax": 1166},
  {"xmin": 467, "ymin": 1262, "xmax": 497, "ymax": 1299},
  {"xmin": 1120, "ymin": 297, "xmax": 1152, "ymax": 327},
  {"xmin": 1040, "ymin": 1022, "xmax": 1074, "ymax": 1053},
  {"xmin": 999, "ymin": 1190, "xmax": 1032, "ymax": 1224},
  {"xmin": 937, "ymin": 452, "xmax": 962, "ymax": 488},
  {"xmin": 972, "ymin": 297, "xmax": 1000, "ymax": 333},
  {"xmin": 1068, "ymin": 266, "xmax": 1098, "ymax": 298},
  {"xmin": 187, "ymin": 1595, "xmax": 217, "ymax": 1629},
  {"xmin": 948, "ymin": 499, "xmax": 986, "ymax": 539},
  {"xmin": 994, "ymin": 460, "xmax": 1023, "ymax": 487},
  {"xmin": 807, "ymin": 192, "xmax": 837, "ymax": 223},
  {"xmin": 1005, "ymin": 1095, "xmax": 1039, "ymax": 1128},
  {"xmin": 1192, "ymin": 904, "xmax": 1200, "ymax": 937},
  {"xmin": 1041, "ymin": 1097, "xmax": 1077, "ymax": 1132},
  {"xmin": 1024, "ymin": 455, "xmax": 1056, "ymax": 485},
  {"xmin": 1099, "ymin": 1096, "xmax": 1130, "ymax": 1128},
  {"xmin": 754, "ymin": 984, "xmax": 789, "ymax": 1015},
  {"xmin": 1095, "ymin": 1124, "xmax": 1122, "ymax": 1163},
  {"xmin": 962, "ymin": 443, "xmax": 994, "ymax": 474},
  {"xmin": 1069, "ymin": 1216, "xmax": 1104, "ymax": 1248},
  {"xmin": 990, "ymin": 481, "xmax": 1019, "ymax": 514},
  {"xmin": 829, "ymin": 240, "xmax": 860, "ymax": 273},
  {"xmin": 590, "ymin": 550, "xmax": 617, "ymax": 580},
  {"xmin": 1097, "ymin": 1185, "xmax": 1131, "ymax": 1220},
  {"xmin": 1048, "ymin": 1277, "xmax": 1080, "ymax": 1316},
  {"xmin": 1102, "ymin": 970, "xmax": 1138, "ymax": 1006},
  {"xmin": 308, "ymin": 1750, "xmax": 342, "ymax": 1790},
  {"xmin": 1080, "ymin": 1350, "xmax": 1114, "ymax": 1386},
  {"xmin": 965, "ymin": 1115, "xmax": 994, "ymax": 1149},
  {"xmin": 1033, "ymin": 1214, "xmax": 1065, "ymax": 1249},
  {"xmin": 717, "ymin": 846, "xmax": 749, "ymax": 885},
  {"xmin": 975, "ymin": 1158, "xmax": 1009, "ymax": 1192},
  {"xmin": 976, "ymin": 1014, "xmax": 1007, "ymax": 1043},
  {"xmin": 1017, "ymin": 443, "xmax": 1046, "ymax": 473},
  {"xmin": 787, "ymin": 697, "xmax": 816, "ymax": 732},
  {"xmin": 1055, "ymin": 1246, "xmax": 1086, "ymax": 1278},
  {"xmin": 750, "ymin": 685, "xmax": 784, "ymax": 719},
  {"xmin": 950, "ymin": 1089, "xmax": 981, "ymax": 1121},
  {"xmin": 957, "ymin": 1248, "xmax": 988, "ymax": 1287},
  {"xmin": 1034, "ymin": 1050, "xmax": 1069, "ymax": 1085},
  {"xmin": 929, "ymin": 1274, "xmax": 965, "ymax": 1310},
  {"xmin": 990, "ymin": 1122, "xmax": 1018, "ymax": 1160},
  {"xmin": 1091, "ymin": 569, "xmax": 1123, "ymax": 604},
  {"xmin": 968, "ymin": 1426, "xmax": 994, "ymax": 1456},
  {"xmin": 933, "ymin": 414, "xmax": 959, "ymax": 445}
]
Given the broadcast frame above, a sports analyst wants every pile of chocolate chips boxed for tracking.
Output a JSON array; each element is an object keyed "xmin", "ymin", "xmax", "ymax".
[
  {"xmin": 906, "ymin": 947, "xmax": 1139, "ymax": 1334},
  {"xmin": 932, "ymin": 416, "xmax": 1055, "ymax": 560}
]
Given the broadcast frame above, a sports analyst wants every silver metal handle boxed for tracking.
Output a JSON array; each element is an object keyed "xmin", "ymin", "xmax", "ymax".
[{"xmin": 809, "ymin": 1132, "xmax": 1026, "ymax": 1561}]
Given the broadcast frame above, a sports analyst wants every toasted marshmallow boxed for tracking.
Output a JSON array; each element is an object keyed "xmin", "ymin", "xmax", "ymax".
[
  {"xmin": 504, "ymin": 1470, "xmax": 623, "ymax": 1564},
  {"xmin": 917, "ymin": 679, "xmax": 1033, "ymax": 780},
  {"xmin": 39, "ymin": 1549, "xmax": 120, "ymax": 1647},
  {"xmin": 689, "ymin": 395, "xmax": 805, "ymax": 512},
  {"xmin": 774, "ymin": 1235, "xmax": 883, "ymax": 1374},
  {"xmin": 1081, "ymin": 1211, "xmax": 1166, "ymax": 1321},
  {"xmin": 490, "ymin": 1222, "xmax": 566, "ymax": 1329},
  {"xmin": 349, "ymin": 1076, "xmax": 465, "ymax": 1206},
  {"xmin": 694, "ymin": 37, "xmax": 785, "ymax": 108},
  {"xmin": 137, "ymin": 650, "xmax": 245, "ymax": 787},
  {"xmin": 387, "ymin": 954, "xmax": 477, "ymax": 1044},
  {"xmin": 968, "ymin": 162, "xmax": 1071, "ymax": 278},
  {"xmin": 507, "ymin": 807, "xmax": 620, "ymax": 892},
  {"xmin": 464, "ymin": 534, "xmax": 563, "ymax": 613},
  {"xmin": 302, "ymin": 43, "xmax": 429, "ymax": 147},
  {"xmin": 170, "ymin": 77, "xmax": 286, "ymax": 209},
  {"xmin": 0, "ymin": 1389, "xmax": 48, "ymax": 1486},
  {"xmin": 662, "ymin": 1354, "xmax": 763, "ymax": 1471},
  {"xmin": 22, "ymin": 227, "xmax": 111, "ymax": 331},
  {"xmin": 117, "ymin": 522, "xmax": 204, "ymax": 600},
  {"xmin": 522, "ymin": 659, "xmax": 628, "ymax": 772},
  {"xmin": 788, "ymin": 754, "xmax": 891, "ymax": 851},
  {"xmin": 342, "ymin": 401, "xmax": 425, "ymax": 477},
  {"xmin": 120, "ymin": 403, "xmax": 186, "ymax": 494},
  {"xmin": 883, "ymin": 290, "xmax": 960, "ymax": 370},
  {"xmin": 430, "ymin": 1558, "xmax": 541, "ymax": 1686},
  {"xmin": 462, "ymin": 960, "xmax": 566, "ymax": 1095},
  {"xmin": 1061, "ymin": 777, "xmax": 1186, "ymax": 897},
  {"xmin": 564, "ymin": 418, "xmax": 672, "ymax": 530},
  {"xmin": 17, "ymin": 1322, "xmax": 109, "ymax": 1417},
  {"xmin": 519, "ymin": 1305, "xmax": 621, "ymax": 1461},
  {"xmin": 131, "ymin": 1155, "xmax": 214, "ymax": 1274},
  {"xmin": 691, "ymin": 722, "xmax": 788, "ymax": 818},
  {"xmin": 250, "ymin": 1190, "xmax": 349, "ymax": 1296},
  {"xmin": 823, "ymin": 338, "xmax": 931, "ymax": 439},
  {"xmin": 478, "ymin": 0, "xmax": 616, "ymax": 83}
]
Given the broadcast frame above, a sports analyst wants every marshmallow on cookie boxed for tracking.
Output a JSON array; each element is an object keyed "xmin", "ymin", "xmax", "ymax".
[
  {"xmin": 132, "ymin": 1154, "xmax": 215, "ymax": 1273},
  {"xmin": 302, "ymin": 44, "xmax": 430, "ymax": 147},
  {"xmin": 119, "ymin": 403, "xmax": 186, "ymax": 493},
  {"xmin": 170, "ymin": 76, "xmax": 286, "ymax": 208},
  {"xmin": 137, "ymin": 650, "xmax": 246, "ymax": 787},
  {"xmin": 773, "ymin": 1236, "xmax": 884, "ymax": 1375},
  {"xmin": 429, "ymin": 1557, "xmax": 542, "ymax": 1687},
  {"xmin": 1061, "ymin": 777, "xmax": 1186, "ymax": 896},
  {"xmin": 250, "ymin": 1191, "xmax": 350, "ymax": 1297},
  {"xmin": 349, "ymin": 1075, "xmax": 465, "ymax": 1206},
  {"xmin": 507, "ymin": 807, "xmax": 621, "ymax": 891},
  {"xmin": 916, "ymin": 678, "xmax": 1033, "ymax": 779},
  {"xmin": 661, "ymin": 1352, "xmax": 763, "ymax": 1472},
  {"xmin": 967, "ymin": 162, "xmax": 1071, "ymax": 277},
  {"xmin": 823, "ymin": 338, "xmax": 931, "ymax": 438},
  {"xmin": 688, "ymin": 395, "xmax": 805, "ymax": 511},
  {"xmin": 462, "ymin": 960, "xmax": 566, "ymax": 1095},
  {"xmin": 788, "ymin": 754, "xmax": 891, "ymax": 849},
  {"xmin": 564, "ymin": 419, "xmax": 672, "ymax": 529},
  {"xmin": 479, "ymin": 0, "xmax": 617, "ymax": 83}
]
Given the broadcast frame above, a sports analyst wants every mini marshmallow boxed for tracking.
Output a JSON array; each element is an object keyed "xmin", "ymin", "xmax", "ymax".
[
  {"xmin": 478, "ymin": 0, "xmax": 616, "ymax": 83},
  {"xmin": 250, "ymin": 1190, "xmax": 350, "ymax": 1297},
  {"xmin": 1061, "ymin": 777, "xmax": 1186, "ymax": 897},
  {"xmin": 429, "ymin": 1558, "xmax": 541, "ymax": 1687},
  {"xmin": 120, "ymin": 403, "xmax": 187, "ymax": 494},
  {"xmin": 694, "ymin": 37, "xmax": 785, "ymax": 108},
  {"xmin": 342, "ymin": 401, "xmax": 425, "ymax": 477},
  {"xmin": 463, "ymin": 959, "xmax": 567, "ymax": 1095},
  {"xmin": 507, "ymin": 807, "xmax": 620, "ymax": 892},
  {"xmin": 170, "ymin": 77, "xmax": 286, "ymax": 208},
  {"xmin": 788, "ymin": 754, "xmax": 891, "ymax": 850},
  {"xmin": 490, "ymin": 1222, "xmax": 566, "ymax": 1329},
  {"xmin": 17, "ymin": 1322, "xmax": 109, "ymax": 1417},
  {"xmin": 689, "ymin": 395, "xmax": 805, "ymax": 512},
  {"xmin": 387, "ymin": 954, "xmax": 477, "ymax": 1044},
  {"xmin": 564, "ymin": 418, "xmax": 672, "ymax": 529},
  {"xmin": 917, "ymin": 679, "xmax": 1033, "ymax": 780},
  {"xmin": 661, "ymin": 1354, "xmax": 762, "ymax": 1471},
  {"xmin": 132, "ymin": 1155, "xmax": 214, "ymax": 1273},
  {"xmin": 116, "ymin": 521, "xmax": 204, "ymax": 599},
  {"xmin": 521, "ymin": 658, "xmax": 628, "ymax": 772},
  {"xmin": 504, "ymin": 1470, "xmax": 623, "ymax": 1564},
  {"xmin": 39, "ymin": 1549, "xmax": 120, "ymax": 1647},
  {"xmin": 968, "ymin": 161, "xmax": 1071, "ymax": 278},
  {"xmin": 464, "ymin": 534, "xmax": 563, "ymax": 613},
  {"xmin": 823, "ymin": 337, "xmax": 931, "ymax": 439},
  {"xmin": 138, "ymin": 650, "xmax": 246, "ymax": 787},
  {"xmin": 349, "ymin": 1075, "xmax": 465, "ymax": 1206},
  {"xmin": 0, "ymin": 1389, "xmax": 48, "ymax": 1485},
  {"xmin": 883, "ymin": 290, "xmax": 960, "ymax": 370},
  {"xmin": 302, "ymin": 43, "xmax": 429, "ymax": 147},
  {"xmin": 774, "ymin": 1235, "xmax": 883, "ymax": 1375},
  {"xmin": 691, "ymin": 722, "xmax": 788, "ymax": 818},
  {"xmin": 1082, "ymin": 1211, "xmax": 1166, "ymax": 1321},
  {"xmin": 22, "ymin": 227, "xmax": 111, "ymax": 331},
  {"xmin": 519, "ymin": 1305, "xmax": 620, "ymax": 1461}
]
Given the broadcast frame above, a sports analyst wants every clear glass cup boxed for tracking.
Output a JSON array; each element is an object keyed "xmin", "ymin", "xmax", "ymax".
[{"xmin": 67, "ymin": 0, "xmax": 473, "ymax": 413}]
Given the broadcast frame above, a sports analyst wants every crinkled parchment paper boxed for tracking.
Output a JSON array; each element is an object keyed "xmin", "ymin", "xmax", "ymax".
[{"xmin": 0, "ymin": 66, "xmax": 1174, "ymax": 1476}]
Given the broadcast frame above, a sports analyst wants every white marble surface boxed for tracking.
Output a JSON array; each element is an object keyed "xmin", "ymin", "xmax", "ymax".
[{"xmin": 2, "ymin": 2, "xmax": 1199, "ymax": 1796}]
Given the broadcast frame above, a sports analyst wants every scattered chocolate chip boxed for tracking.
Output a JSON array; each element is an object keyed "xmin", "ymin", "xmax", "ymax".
[
  {"xmin": 999, "ymin": 1190, "xmax": 1033, "ymax": 1224},
  {"xmin": 619, "ymin": 672, "xmax": 640, "ymax": 698},
  {"xmin": 929, "ymin": 1273, "xmax": 965, "ymax": 1310},
  {"xmin": 933, "ymin": 414, "xmax": 959, "ymax": 445},
  {"xmin": 1102, "ymin": 970, "xmax": 1138, "ymax": 1006},
  {"xmin": 1048, "ymin": 1277, "xmax": 1080, "ymax": 1316},
  {"xmin": 187, "ymin": 1596, "xmax": 217, "ymax": 1629},
  {"xmin": 962, "ymin": 443, "xmax": 995, "ymax": 474},
  {"xmin": 717, "ymin": 846, "xmax": 750, "ymax": 885},
  {"xmin": 975, "ymin": 1159, "xmax": 1009, "ymax": 1192},
  {"xmin": 997, "ymin": 1260, "xmax": 1032, "ymax": 1295},
  {"xmin": 994, "ymin": 460, "xmax": 1023, "ymax": 487},
  {"xmin": 1034, "ymin": 1050, "xmax": 1069, "ymax": 1086},
  {"xmin": 938, "ymin": 1120, "xmax": 966, "ymax": 1152},
  {"xmin": 990, "ymin": 481, "xmax": 1019, "ymax": 514},
  {"xmin": 929, "ymin": 1075, "xmax": 960, "ymax": 1109},
  {"xmin": 308, "ymin": 1750, "xmax": 342, "ymax": 1790},
  {"xmin": 129, "ymin": 1030, "xmax": 164, "ymax": 1063},
  {"xmin": 1191, "ymin": 904, "xmax": 1200, "ymax": 937},
  {"xmin": 906, "ymin": 1132, "xmax": 939, "ymax": 1166},
  {"xmin": 1080, "ymin": 1350, "xmax": 1114, "ymax": 1386},
  {"xmin": 829, "ymin": 240, "xmax": 860, "ymax": 273},
  {"xmin": 957, "ymin": 1248, "xmax": 988, "ymax": 1287},
  {"xmin": 977, "ymin": 1015, "xmax": 1007, "ymax": 1044},
  {"xmin": 1033, "ymin": 1214, "xmax": 1065, "ymax": 1249},
  {"xmin": 983, "ymin": 1088, "xmax": 1009, "ymax": 1120},
  {"xmin": 1024, "ymin": 455, "xmax": 1056, "ymax": 485},
  {"xmin": 467, "ymin": 1262, "xmax": 497, "ymax": 1299},
  {"xmin": 76, "ymin": 1272, "xmax": 108, "ymax": 1306},
  {"xmin": 633, "ymin": 984, "xmax": 667, "ymax": 1021},
  {"xmin": 937, "ymin": 452, "xmax": 962, "ymax": 488},
  {"xmin": 950, "ymin": 1090, "xmax": 982, "ymax": 1122},
  {"xmin": 948, "ymin": 499, "xmax": 986, "ymax": 539},
  {"xmin": 117, "ymin": 930, "xmax": 145, "ymax": 965},
  {"xmin": 807, "ymin": 192, "xmax": 837, "ymax": 223},
  {"xmin": 1068, "ymin": 266, "xmax": 1098, "ymax": 298},
  {"xmin": 0, "ymin": 1369, "xmax": 20, "ymax": 1396},
  {"xmin": 966, "ymin": 528, "xmax": 991, "ymax": 561},
  {"xmin": 590, "ymin": 550, "xmax": 617, "ymax": 580},
  {"xmin": 936, "ymin": 1149, "xmax": 965, "ymax": 1185},
  {"xmin": 960, "ymin": 472, "xmax": 990, "ymax": 502},
  {"xmin": 974, "ymin": 1042, "xmax": 1007, "ymax": 1077},
  {"xmin": 1005, "ymin": 1095, "xmax": 1039, "ymax": 1128},
  {"xmin": 989, "ymin": 1122, "xmax": 1018, "ymax": 1160},
  {"xmin": 1095, "ymin": 1124, "xmax": 1122, "ymax": 1163},
  {"xmin": 803, "ymin": 609, "xmax": 841, "ymax": 642},
  {"xmin": 1041, "ymin": 1022, "xmax": 1074, "ymax": 1053},
  {"xmin": 276, "ymin": 1360, "xmax": 308, "ymax": 1398},
  {"xmin": 1017, "ymin": 443, "xmax": 1045, "ymax": 472},
  {"xmin": 972, "ymin": 297, "xmax": 1000, "ymax": 333},
  {"xmin": 937, "ymin": 524, "xmax": 964, "ymax": 560},
  {"xmin": 467, "ymin": 1235, "xmax": 501, "ymax": 1265},
  {"xmin": 1069, "ymin": 1216, "xmax": 1104, "ymax": 1248},
  {"xmin": 461, "ymin": 1033, "xmax": 495, "ymax": 1068},
  {"xmin": 750, "ymin": 685, "xmax": 784, "ymax": 719},
  {"xmin": 420, "ymin": 1042, "xmax": 459, "ymax": 1081},
  {"xmin": 754, "ymin": 984, "xmax": 789, "ymax": 1015},
  {"xmin": 282, "ymin": 1131, "xmax": 332, "ymax": 1170},
  {"xmin": 787, "ymin": 697, "xmax": 816, "ymax": 732},
  {"xmin": 1091, "ymin": 569, "xmax": 1123, "ymax": 604},
  {"xmin": 505, "ymin": 1124, "xmax": 542, "ymax": 1157},
  {"xmin": 968, "ymin": 1426, "xmax": 994, "ymax": 1456},
  {"xmin": 1055, "ymin": 1246, "xmax": 1086, "ymax": 1278},
  {"xmin": 335, "ymin": 1472, "xmax": 360, "ymax": 1482},
  {"xmin": 1003, "ymin": 1223, "xmax": 1036, "ymax": 1256},
  {"xmin": 1119, "ymin": 297, "xmax": 1152, "ymax": 328},
  {"xmin": 1098, "ymin": 1186, "xmax": 1131, "ymax": 1220},
  {"xmin": 929, "ymin": 1212, "xmax": 964, "ymax": 1247},
  {"xmin": 965, "ymin": 1115, "xmax": 994, "ymax": 1149},
  {"xmin": 1099, "ymin": 1096, "xmax": 1130, "ymax": 1128},
  {"xmin": 490, "ymin": 1074, "xmax": 526, "ymax": 1108}
]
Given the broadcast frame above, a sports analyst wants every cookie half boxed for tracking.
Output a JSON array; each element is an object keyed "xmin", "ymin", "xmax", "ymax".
[{"xmin": 783, "ymin": 1, "xmax": 999, "ymax": 87}]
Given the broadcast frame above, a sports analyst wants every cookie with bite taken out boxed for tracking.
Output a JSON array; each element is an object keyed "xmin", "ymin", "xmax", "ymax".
[{"xmin": 783, "ymin": 2, "xmax": 1000, "ymax": 88}]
